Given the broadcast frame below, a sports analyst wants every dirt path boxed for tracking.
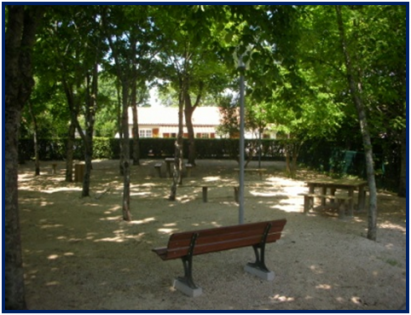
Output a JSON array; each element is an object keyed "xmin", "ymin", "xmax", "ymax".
[{"xmin": 18, "ymin": 159, "xmax": 407, "ymax": 311}]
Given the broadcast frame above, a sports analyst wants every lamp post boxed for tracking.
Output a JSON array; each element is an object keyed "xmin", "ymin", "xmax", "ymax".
[
  {"xmin": 235, "ymin": 43, "xmax": 254, "ymax": 225},
  {"xmin": 238, "ymin": 55, "xmax": 245, "ymax": 225}
]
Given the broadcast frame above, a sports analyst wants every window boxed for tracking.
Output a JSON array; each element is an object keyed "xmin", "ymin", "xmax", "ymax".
[
  {"xmin": 139, "ymin": 129, "xmax": 152, "ymax": 138},
  {"xmin": 196, "ymin": 133, "xmax": 209, "ymax": 138}
]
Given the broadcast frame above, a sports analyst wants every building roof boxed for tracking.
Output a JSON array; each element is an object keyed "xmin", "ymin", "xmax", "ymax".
[{"xmin": 129, "ymin": 106, "xmax": 221, "ymax": 126}]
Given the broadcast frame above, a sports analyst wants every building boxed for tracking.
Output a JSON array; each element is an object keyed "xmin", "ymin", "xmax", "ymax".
[{"xmin": 119, "ymin": 106, "xmax": 277, "ymax": 139}]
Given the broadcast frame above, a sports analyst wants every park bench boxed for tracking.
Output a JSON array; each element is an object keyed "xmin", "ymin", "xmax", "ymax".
[
  {"xmin": 302, "ymin": 193, "xmax": 353, "ymax": 219},
  {"xmin": 234, "ymin": 168, "xmax": 267, "ymax": 180},
  {"xmin": 152, "ymin": 218, "xmax": 287, "ymax": 297},
  {"xmin": 201, "ymin": 185, "xmax": 239, "ymax": 203},
  {"xmin": 154, "ymin": 163, "xmax": 162, "ymax": 177},
  {"xmin": 200, "ymin": 183, "xmax": 276, "ymax": 203}
]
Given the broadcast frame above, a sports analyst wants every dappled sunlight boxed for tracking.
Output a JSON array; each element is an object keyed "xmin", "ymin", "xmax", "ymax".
[
  {"xmin": 94, "ymin": 236, "xmax": 125, "ymax": 243},
  {"xmin": 82, "ymin": 202, "xmax": 99, "ymax": 207},
  {"xmin": 163, "ymin": 222, "xmax": 176, "ymax": 227},
  {"xmin": 203, "ymin": 176, "xmax": 222, "ymax": 182},
  {"xmin": 94, "ymin": 231, "xmax": 145, "ymax": 243},
  {"xmin": 128, "ymin": 217, "xmax": 156, "ymax": 225},
  {"xmin": 18, "ymin": 173, "xmax": 35, "ymax": 181},
  {"xmin": 106, "ymin": 206, "xmax": 121, "ymax": 213},
  {"xmin": 270, "ymin": 202, "xmax": 303, "ymax": 213},
  {"xmin": 351, "ymin": 297, "xmax": 363, "ymax": 306},
  {"xmin": 269, "ymin": 294, "xmax": 295, "ymax": 303},
  {"xmin": 40, "ymin": 201, "xmax": 54, "ymax": 207},
  {"xmin": 249, "ymin": 190, "xmax": 286, "ymax": 197},
  {"xmin": 273, "ymin": 205, "xmax": 301, "ymax": 213},
  {"xmin": 158, "ymin": 227, "xmax": 177, "ymax": 234},
  {"xmin": 47, "ymin": 254, "xmax": 59, "ymax": 260},
  {"xmin": 191, "ymin": 221, "xmax": 222, "ymax": 228},
  {"xmin": 45, "ymin": 281, "xmax": 60, "ymax": 286},
  {"xmin": 283, "ymin": 186, "xmax": 307, "ymax": 195},
  {"xmin": 100, "ymin": 216, "xmax": 122, "ymax": 221},
  {"xmin": 379, "ymin": 221, "xmax": 406, "ymax": 234},
  {"xmin": 40, "ymin": 223, "xmax": 63, "ymax": 229},
  {"xmin": 309, "ymin": 264, "xmax": 324, "ymax": 274},
  {"xmin": 316, "ymin": 284, "xmax": 332, "ymax": 290},
  {"xmin": 130, "ymin": 191, "xmax": 151, "ymax": 197},
  {"xmin": 18, "ymin": 159, "xmax": 406, "ymax": 310},
  {"xmin": 42, "ymin": 187, "xmax": 82, "ymax": 194}
]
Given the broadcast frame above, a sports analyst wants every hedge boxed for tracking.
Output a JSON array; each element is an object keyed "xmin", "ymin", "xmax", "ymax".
[{"xmin": 18, "ymin": 138, "xmax": 285, "ymax": 161}]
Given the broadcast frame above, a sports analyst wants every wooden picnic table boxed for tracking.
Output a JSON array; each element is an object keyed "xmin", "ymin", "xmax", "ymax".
[
  {"xmin": 305, "ymin": 178, "xmax": 368, "ymax": 216},
  {"xmin": 164, "ymin": 158, "xmax": 175, "ymax": 177}
]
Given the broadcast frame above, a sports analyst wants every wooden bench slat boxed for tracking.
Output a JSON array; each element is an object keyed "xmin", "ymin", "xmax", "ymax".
[
  {"xmin": 168, "ymin": 220, "xmax": 285, "ymax": 241},
  {"xmin": 168, "ymin": 225, "xmax": 284, "ymax": 248}
]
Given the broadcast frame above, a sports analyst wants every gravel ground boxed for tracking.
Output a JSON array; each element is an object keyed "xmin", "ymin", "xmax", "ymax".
[{"xmin": 18, "ymin": 159, "xmax": 407, "ymax": 311}]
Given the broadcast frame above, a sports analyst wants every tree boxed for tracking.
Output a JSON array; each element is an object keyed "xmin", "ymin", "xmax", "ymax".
[
  {"xmin": 101, "ymin": 5, "xmax": 158, "ymax": 218},
  {"xmin": 335, "ymin": 5, "xmax": 378, "ymax": 240},
  {"xmin": 156, "ymin": 5, "xmax": 232, "ymax": 168},
  {"xmin": 5, "ymin": 5, "xmax": 45, "ymax": 309},
  {"xmin": 33, "ymin": 5, "xmax": 106, "ymax": 191}
]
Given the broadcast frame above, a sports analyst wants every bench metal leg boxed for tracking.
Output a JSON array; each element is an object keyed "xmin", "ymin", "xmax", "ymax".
[
  {"xmin": 248, "ymin": 244, "xmax": 270, "ymax": 273},
  {"xmin": 177, "ymin": 255, "xmax": 198, "ymax": 289},
  {"xmin": 174, "ymin": 233, "xmax": 203, "ymax": 297},
  {"xmin": 244, "ymin": 223, "xmax": 274, "ymax": 281},
  {"xmin": 202, "ymin": 187, "xmax": 208, "ymax": 203}
]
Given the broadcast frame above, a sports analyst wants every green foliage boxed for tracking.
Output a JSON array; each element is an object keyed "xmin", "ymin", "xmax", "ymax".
[{"xmin": 25, "ymin": 4, "xmax": 405, "ymax": 190}]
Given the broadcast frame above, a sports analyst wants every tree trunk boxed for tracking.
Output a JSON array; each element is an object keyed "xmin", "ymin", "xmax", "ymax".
[
  {"xmin": 184, "ymin": 82, "xmax": 203, "ymax": 166},
  {"xmin": 63, "ymin": 77, "xmax": 92, "ymax": 197},
  {"xmin": 184, "ymin": 104, "xmax": 196, "ymax": 165},
  {"xmin": 101, "ymin": 10, "xmax": 131, "ymax": 220},
  {"xmin": 28, "ymin": 101, "xmax": 40, "ymax": 175},
  {"xmin": 336, "ymin": 5, "xmax": 377, "ymax": 241},
  {"xmin": 115, "ymin": 80, "xmax": 124, "ymax": 175},
  {"xmin": 5, "ymin": 5, "xmax": 44, "ymax": 309},
  {"xmin": 5, "ymin": 99, "xmax": 26, "ymax": 311},
  {"xmin": 285, "ymin": 147, "xmax": 292, "ymax": 177},
  {"xmin": 398, "ymin": 127, "xmax": 406, "ymax": 197},
  {"xmin": 131, "ymin": 87, "xmax": 140, "ymax": 166},
  {"xmin": 81, "ymin": 65, "xmax": 98, "ymax": 197},
  {"xmin": 130, "ymin": 39, "xmax": 140, "ymax": 166},
  {"xmin": 121, "ymin": 81, "xmax": 131, "ymax": 220},
  {"xmin": 169, "ymin": 90, "xmax": 184, "ymax": 201},
  {"xmin": 65, "ymin": 121, "xmax": 76, "ymax": 182}
]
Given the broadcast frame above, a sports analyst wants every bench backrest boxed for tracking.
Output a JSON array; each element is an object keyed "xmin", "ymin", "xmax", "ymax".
[{"xmin": 163, "ymin": 219, "xmax": 286, "ymax": 260}]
